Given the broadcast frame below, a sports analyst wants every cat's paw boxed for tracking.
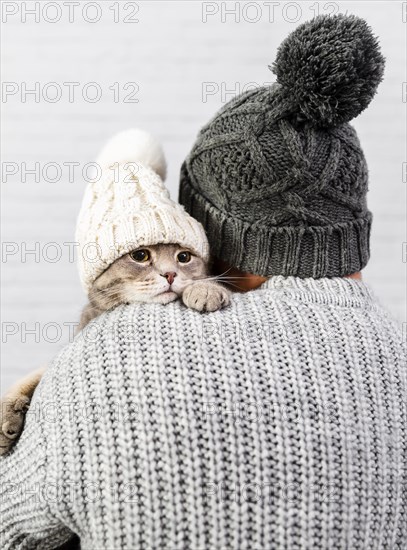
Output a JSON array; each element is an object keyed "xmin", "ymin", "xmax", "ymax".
[
  {"xmin": 0, "ymin": 395, "xmax": 30, "ymax": 456},
  {"xmin": 182, "ymin": 282, "xmax": 230, "ymax": 313}
]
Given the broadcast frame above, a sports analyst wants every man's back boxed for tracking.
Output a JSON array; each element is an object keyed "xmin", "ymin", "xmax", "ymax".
[{"xmin": 1, "ymin": 277, "xmax": 406, "ymax": 549}]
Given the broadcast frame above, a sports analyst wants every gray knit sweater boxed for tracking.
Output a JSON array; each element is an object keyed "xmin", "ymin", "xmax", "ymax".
[{"xmin": 1, "ymin": 277, "xmax": 406, "ymax": 550}]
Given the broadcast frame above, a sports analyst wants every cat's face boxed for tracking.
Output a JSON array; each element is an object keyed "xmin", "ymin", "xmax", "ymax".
[{"xmin": 91, "ymin": 243, "xmax": 208, "ymax": 308}]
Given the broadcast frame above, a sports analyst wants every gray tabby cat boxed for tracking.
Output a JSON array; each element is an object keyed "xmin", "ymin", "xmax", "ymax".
[{"xmin": 0, "ymin": 243, "xmax": 230, "ymax": 455}]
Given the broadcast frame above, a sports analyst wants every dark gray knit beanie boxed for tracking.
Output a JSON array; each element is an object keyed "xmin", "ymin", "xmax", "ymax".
[{"xmin": 179, "ymin": 15, "xmax": 385, "ymax": 278}]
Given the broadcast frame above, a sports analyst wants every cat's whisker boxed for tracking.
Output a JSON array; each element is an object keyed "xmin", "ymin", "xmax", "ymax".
[
  {"xmin": 187, "ymin": 274, "xmax": 251, "ymax": 284},
  {"xmin": 221, "ymin": 277, "xmax": 252, "ymax": 282},
  {"xmin": 214, "ymin": 267, "xmax": 234, "ymax": 278},
  {"xmin": 184, "ymin": 269, "xmax": 233, "ymax": 284},
  {"xmin": 219, "ymin": 281, "xmax": 244, "ymax": 290}
]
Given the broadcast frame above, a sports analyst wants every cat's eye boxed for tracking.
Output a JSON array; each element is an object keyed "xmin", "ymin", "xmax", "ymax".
[
  {"xmin": 177, "ymin": 251, "xmax": 192, "ymax": 263},
  {"xmin": 130, "ymin": 249, "xmax": 150, "ymax": 263}
]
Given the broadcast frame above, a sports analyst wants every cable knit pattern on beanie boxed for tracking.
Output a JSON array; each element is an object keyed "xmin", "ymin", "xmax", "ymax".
[{"xmin": 179, "ymin": 15, "xmax": 385, "ymax": 278}]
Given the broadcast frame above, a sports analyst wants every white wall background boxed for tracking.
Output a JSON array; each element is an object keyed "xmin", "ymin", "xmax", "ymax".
[{"xmin": 1, "ymin": 1, "xmax": 406, "ymax": 390}]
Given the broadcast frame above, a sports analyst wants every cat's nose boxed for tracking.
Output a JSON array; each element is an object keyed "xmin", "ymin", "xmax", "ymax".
[{"xmin": 162, "ymin": 272, "xmax": 177, "ymax": 285}]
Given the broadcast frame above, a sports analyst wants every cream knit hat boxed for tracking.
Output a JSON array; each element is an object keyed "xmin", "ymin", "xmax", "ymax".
[{"xmin": 76, "ymin": 129, "xmax": 210, "ymax": 293}]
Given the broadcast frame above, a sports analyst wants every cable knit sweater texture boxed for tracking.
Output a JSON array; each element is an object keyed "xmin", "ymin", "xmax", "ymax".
[{"xmin": 1, "ymin": 277, "xmax": 406, "ymax": 549}]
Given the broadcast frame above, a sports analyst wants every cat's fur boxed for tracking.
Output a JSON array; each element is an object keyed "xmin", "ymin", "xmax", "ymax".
[{"xmin": 0, "ymin": 244, "xmax": 230, "ymax": 455}]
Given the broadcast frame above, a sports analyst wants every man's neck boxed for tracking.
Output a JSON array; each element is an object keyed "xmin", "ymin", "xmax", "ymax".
[
  {"xmin": 346, "ymin": 272, "xmax": 362, "ymax": 280},
  {"xmin": 213, "ymin": 258, "xmax": 362, "ymax": 292}
]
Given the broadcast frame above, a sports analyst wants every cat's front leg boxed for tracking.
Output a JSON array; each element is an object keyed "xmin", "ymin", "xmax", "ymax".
[
  {"xmin": 0, "ymin": 366, "xmax": 45, "ymax": 455},
  {"xmin": 182, "ymin": 281, "xmax": 230, "ymax": 313}
]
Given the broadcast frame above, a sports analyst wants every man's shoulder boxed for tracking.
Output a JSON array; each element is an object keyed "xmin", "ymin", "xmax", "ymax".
[
  {"xmin": 40, "ymin": 293, "xmax": 268, "ymax": 398},
  {"xmin": 60, "ymin": 291, "xmax": 271, "ymax": 361},
  {"xmin": 96, "ymin": 290, "xmax": 266, "ymax": 327},
  {"xmin": 48, "ymin": 291, "xmax": 264, "ymax": 363}
]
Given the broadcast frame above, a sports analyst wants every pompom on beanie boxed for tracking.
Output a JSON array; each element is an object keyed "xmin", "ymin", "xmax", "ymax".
[
  {"xmin": 76, "ymin": 129, "xmax": 210, "ymax": 293},
  {"xmin": 179, "ymin": 14, "xmax": 385, "ymax": 278}
]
